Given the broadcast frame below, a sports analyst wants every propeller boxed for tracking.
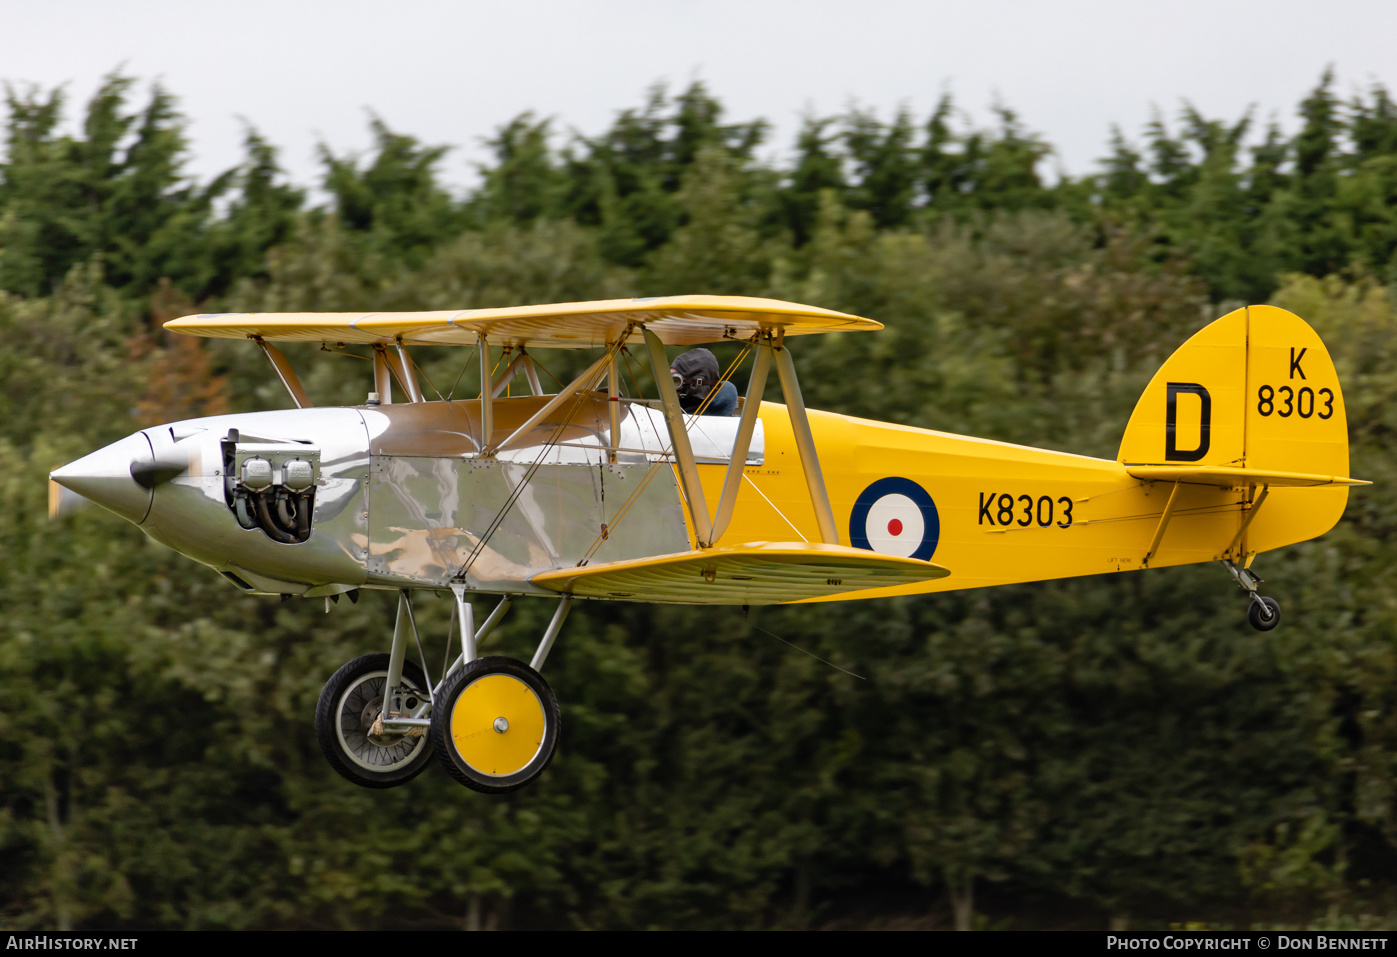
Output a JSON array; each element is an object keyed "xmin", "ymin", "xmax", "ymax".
[
  {"xmin": 130, "ymin": 456, "xmax": 190, "ymax": 489},
  {"xmin": 49, "ymin": 434, "xmax": 190, "ymax": 523},
  {"xmin": 48, "ymin": 479, "xmax": 92, "ymax": 519}
]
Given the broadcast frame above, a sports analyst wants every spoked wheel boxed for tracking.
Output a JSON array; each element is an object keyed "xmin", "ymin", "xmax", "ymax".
[
  {"xmin": 1248, "ymin": 596, "xmax": 1282, "ymax": 632},
  {"xmin": 316, "ymin": 654, "xmax": 434, "ymax": 788},
  {"xmin": 430, "ymin": 656, "xmax": 560, "ymax": 794}
]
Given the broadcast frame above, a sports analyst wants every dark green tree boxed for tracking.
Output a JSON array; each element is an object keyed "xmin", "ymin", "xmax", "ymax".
[
  {"xmin": 469, "ymin": 113, "xmax": 565, "ymax": 226},
  {"xmin": 319, "ymin": 116, "xmax": 461, "ymax": 268},
  {"xmin": 843, "ymin": 107, "xmax": 919, "ymax": 228},
  {"xmin": 779, "ymin": 117, "xmax": 846, "ymax": 246},
  {"xmin": 203, "ymin": 127, "xmax": 305, "ymax": 296},
  {"xmin": 0, "ymin": 74, "xmax": 216, "ymax": 299}
]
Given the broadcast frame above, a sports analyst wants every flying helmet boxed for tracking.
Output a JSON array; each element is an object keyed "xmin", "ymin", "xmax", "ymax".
[{"xmin": 670, "ymin": 348, "xmax": 721, "ymax": 412}]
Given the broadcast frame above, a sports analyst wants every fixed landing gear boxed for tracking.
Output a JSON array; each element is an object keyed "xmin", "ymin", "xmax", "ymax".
[
  {"xmin": 428, "ymin": 593, "xmax": 571, "ymax": 794},
  {"xmin": 431, "ymin": 656, "xmax": 559, "ymax": 793},
  {"xmin": 1247, "ymin": 596, "xmax": 1281, "ymax": 632},
  {"xmin": 315, "ymin": 654, "xmax": 434, "ymax": 788},
  {"xmin": 315, "ymin": 588, "xmax": 571, "ymax": 794},
  {"xmin": 1223, "ymin": 561, "xmax": 1282, "ymax": 632}
]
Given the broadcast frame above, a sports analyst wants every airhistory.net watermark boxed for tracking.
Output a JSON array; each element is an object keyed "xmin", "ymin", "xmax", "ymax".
[{"xmin": 5, "ymin": 939, "xmax": 137, "ymax": 950}]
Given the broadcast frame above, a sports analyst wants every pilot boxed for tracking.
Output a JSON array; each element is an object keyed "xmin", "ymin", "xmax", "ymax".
[{"xmin": 671, "ymin": 348, "xmax": 738, "ymax": 416}]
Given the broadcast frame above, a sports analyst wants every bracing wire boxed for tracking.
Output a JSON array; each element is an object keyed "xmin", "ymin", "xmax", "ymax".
[
  {"xmin": 751, "ymin": 622, "xmax": 865, "ymax": 680},
  {"xmin": 497, "ymin": 346, "xmax": 515, "ymax": 398},
  {"xmin": 455, "ymin": 361, "xmax": 610, "ymax": 577},
  {"xmin": 483, "ymin": 346, "xmax": 508, "ymax": 399},
  {"xmin": 576, "ymin": 340, "xmax": 754, "ymax": 564},
  {"xmin": 445, "ymin": 342, "xmax": 479, "ymax": 403},
  {"xmin": 452, "ymin": 337, "xmax": 625, "ymax": 582},
  {"xmin": 529, "ymin": 352, "xmax": 565, "ymax": 389},
  {"xmin": 620, "ymin": 346, "xmax": 648, "ymax": 400},
  {"xmin": 401, "ymin": 345, "xmax": 448, "ymax": 402}
]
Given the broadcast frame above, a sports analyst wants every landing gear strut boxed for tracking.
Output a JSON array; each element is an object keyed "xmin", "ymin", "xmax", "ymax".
[
  {"xmin": 1223, "ymin": 561, "xmax": 1281, "ymax": 632},
  {"xmin": 315, "ymin": 587, "xmax": 573, "ymax": 793},
  {"xmin": 428, "ymin": 590, "xmax": 570, "ymax": 794}
]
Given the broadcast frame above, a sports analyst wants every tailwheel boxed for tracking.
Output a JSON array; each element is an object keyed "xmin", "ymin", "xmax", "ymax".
[
  {"xmin": 430, "ymin": 656, "xmax": 559, "ymax": 794},
  {"xmin": 1223, "ymin": 561, "xmax": 1282, "ymax": 633},
  {"xmin": 1248, "ymin": 596, "xmax": 1281, "ymax": 632},
  {"xmin": 315, "ymin": 654, "xmax": 434, "ymax": 788}
]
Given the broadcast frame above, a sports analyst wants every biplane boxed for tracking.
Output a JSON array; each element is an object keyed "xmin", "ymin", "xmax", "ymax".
[{"xmin": 50, "ymin": 297, "xmax": 1367, "ymax": 793}]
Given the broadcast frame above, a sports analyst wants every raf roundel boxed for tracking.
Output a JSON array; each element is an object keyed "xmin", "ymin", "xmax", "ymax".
[{"xmin": 849, "ymin": 477, "xmax": 940, "ymax": 562}]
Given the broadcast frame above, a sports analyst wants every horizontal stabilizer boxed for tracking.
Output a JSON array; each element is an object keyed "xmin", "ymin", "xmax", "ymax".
[
  {"xmin": 531, "ymin": 542, "xmax": 950, "ymax": 605},
  {"xmin": 1126, "ymin": 465, "xmax": 1370, "ymax": 488}
]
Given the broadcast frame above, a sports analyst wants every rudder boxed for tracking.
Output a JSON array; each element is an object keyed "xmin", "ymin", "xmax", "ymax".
[{"xmin": 1241, "ymin": 305, "xmax": 1350, "ymax": 551}]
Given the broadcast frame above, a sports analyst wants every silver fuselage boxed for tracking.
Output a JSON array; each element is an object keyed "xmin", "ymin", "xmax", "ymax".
[{"xmin": 54, "ymin": 395, "xmax": 763, "ymax": 598}]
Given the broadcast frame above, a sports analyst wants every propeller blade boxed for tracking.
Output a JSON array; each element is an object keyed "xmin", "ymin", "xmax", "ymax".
[
  {"xmin": 129, "ymin": 456, "xmax": 189, "ymax": 490},
  {"xmin": 48, "ymin": 479, "xmax": 92, "ymax": 519}
]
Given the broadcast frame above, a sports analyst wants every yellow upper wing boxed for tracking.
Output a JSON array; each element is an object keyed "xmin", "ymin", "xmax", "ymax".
[{"xmin": 163, "ymin": 296, "xmax": 881, "ymax": 349}]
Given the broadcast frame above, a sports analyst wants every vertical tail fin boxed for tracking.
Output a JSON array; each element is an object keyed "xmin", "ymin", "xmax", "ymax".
[{"xmin": 1119, "ymin": 305, "xmax": 1352, "ymax": 554}]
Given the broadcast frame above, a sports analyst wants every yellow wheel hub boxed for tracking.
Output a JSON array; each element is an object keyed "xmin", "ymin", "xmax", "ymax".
[{"xmin": 449, "ymin": 673, "xmax": 546, "ymax": 776}]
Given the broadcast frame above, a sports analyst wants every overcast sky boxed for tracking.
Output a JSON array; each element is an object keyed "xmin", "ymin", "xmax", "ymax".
[{"xmin": 5, "ymin": 0, "xmax": 1395, "ymax": 194}]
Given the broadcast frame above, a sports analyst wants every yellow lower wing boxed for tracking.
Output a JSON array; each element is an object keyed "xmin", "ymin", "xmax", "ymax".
[
  {"xmin": 531, "ymin": 542, "xmax": 950, "ymax": 605},
  {"xmin": 1125, "ymin": 465, "xmax": 1370, "ymax": 488}
]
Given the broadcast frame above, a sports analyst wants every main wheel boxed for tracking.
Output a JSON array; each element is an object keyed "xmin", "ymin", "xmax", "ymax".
[
  {"xmin": 315, "ymin": 654, "xmax": 434, "ymax": 789},
  {"xmin": 430, "ymin": 656, "xmax": 559, "ymax": 794},
  {"xmin": 1248, "ymin": 596, "xmax": 1281, "ymax": 632}
]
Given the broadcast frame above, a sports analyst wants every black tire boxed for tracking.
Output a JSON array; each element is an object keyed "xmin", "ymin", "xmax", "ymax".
[
  {"xmin": 1248, "ymin": 596, "xmax": 1281, "ymax": 632},
  {"xmin": 430, "ymin": 656, "xmax": 560, "ymax": 794},
  {"xmin": 315, "ymin": 653, "xmax": 434, "ymax": 789}
]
